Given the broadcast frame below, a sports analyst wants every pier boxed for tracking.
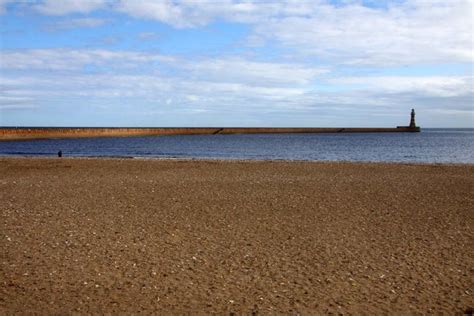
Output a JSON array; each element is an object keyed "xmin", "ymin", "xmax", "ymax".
[{"xmin": 0, "ymin": 111, "xmax": 420, "ymax": 141}]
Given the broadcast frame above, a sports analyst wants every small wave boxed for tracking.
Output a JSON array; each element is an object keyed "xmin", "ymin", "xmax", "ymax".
[{"xmin": 3, "ymin": 151, "xmax": 53, "ymax": 156}]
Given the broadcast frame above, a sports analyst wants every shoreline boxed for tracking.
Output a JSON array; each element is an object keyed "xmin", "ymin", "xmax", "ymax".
[
  {"xmin": 1, "ymin": 158, "xmax": 472, "ymax": 313},
  {"xmin": 1, "ymin": 155, "xmax": 473, "ymax": 166}
]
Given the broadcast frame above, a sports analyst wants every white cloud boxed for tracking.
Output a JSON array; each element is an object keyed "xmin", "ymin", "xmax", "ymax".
[
  {"xmin": 116, "ymin": 0, "xmax": 472, "ymax": 65},
  {"xmin": 34, "ymin": 0, "xmax": 108, "ymax": 15},
  {"xmin": 0, "ymin": 95, "xmax": 34, "ymax": 104},
  {"xmin": 0, "ymin": 49, "xmax": 173, "ymax": 71},
  {"xmin": 0, "ymin": 48, "xmax": 321, "ymax": 115},
  {"xmin": 254, "ymin": 1, "xmax": 473, "ymax": 65},
  {"xmin": 116, "ymin": 0, "xmax": 197, "ymax": 28},
  {"xmin": 114, "ymin": 0, "xmax": 323, "ymax": 28},
  {"xmin": 1, "ymin": 48, "xmax": 470, "ymax": 102},
  {"xmin": 3, "ymin": 1, "xmax": 471, "ymax": 66},
  {"xmin": 137, "ymin": 31, "xmax": 160, "ymax": 40},
  {"xmin": 0, "ymin": 48, "xmax": 325, "ymax": 86},
  {"xmin": 43, "ymin": 18, "xmax": 109, "ymax": 31},
  {"xmin": 331, "ymin": 76, "xmax": 473, "ymax": 97},
  {"xmin": 178, "ymin": 57, "xmax": 327, "ymax": 86},
  {"xmin": 0, "ymin": 0, "xmax": 14, "ymax": 14},
  {"xmin": 115, "ymin": 0, "xmax": 264, "ymax": 28},
  {"xmin": 0, "ymin": 72, "xmax": 310, "ymax": 119}
]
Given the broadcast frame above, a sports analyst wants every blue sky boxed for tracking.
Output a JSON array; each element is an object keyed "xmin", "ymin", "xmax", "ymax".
[{"xmin": 0, "ymin": 0, "xmax": 472, "ymax": 127}]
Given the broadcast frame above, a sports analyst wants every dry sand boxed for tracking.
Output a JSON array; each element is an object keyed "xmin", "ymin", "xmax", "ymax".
[{"xmin": 1, "ymin": 158, "xmax": 473, "ymax": 314}]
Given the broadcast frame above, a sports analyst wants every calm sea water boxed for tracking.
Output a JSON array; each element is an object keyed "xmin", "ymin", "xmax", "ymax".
[{"xmin": 0, "ymin": 129, "xmax": 472, "ymax": 163}]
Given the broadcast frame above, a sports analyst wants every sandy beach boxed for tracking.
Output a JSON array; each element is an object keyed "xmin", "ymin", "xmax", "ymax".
[{"xmin": 1, "ymin": 157, "xmax": 472, "ymax": 314}]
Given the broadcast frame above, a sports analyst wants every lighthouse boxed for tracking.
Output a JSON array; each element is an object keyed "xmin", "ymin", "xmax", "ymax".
[
  {"xmin": 397, "ymin": 109, "xmax": 420, "ymax": 131},
  {"xmin": 409, "ymin": 109, "xmax": 417, "ymax": 128}
]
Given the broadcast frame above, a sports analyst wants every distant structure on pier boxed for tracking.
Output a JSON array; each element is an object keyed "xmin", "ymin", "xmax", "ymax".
[
  {"xmin": 409, "ymin": 109, "xmax": 417, "ymax": 128},
  {"xmin": 397, "ymin": 109, "xmax": 420, "ymax": 131}
]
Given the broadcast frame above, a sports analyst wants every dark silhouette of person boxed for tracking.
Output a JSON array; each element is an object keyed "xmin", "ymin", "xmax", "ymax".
[{"xmin": 58, "ymin": 150, "xmax": 62, "ymax": 158}]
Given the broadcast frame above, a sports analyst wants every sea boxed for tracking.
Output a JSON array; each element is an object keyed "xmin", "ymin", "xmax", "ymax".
[{"xmin": 0, "ymin": 128, "xmax": 472, "ymax": 164}]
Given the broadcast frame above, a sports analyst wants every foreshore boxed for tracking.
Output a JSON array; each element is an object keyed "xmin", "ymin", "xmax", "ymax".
[{"xmin": 1, "ymin": 158, "xmax": 472, "ymax": 314}]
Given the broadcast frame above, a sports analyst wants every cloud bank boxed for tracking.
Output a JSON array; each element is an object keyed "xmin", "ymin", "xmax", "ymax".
[{"xmin": 0, "ymin": 1, "xmax": 472, "ymax": 126}]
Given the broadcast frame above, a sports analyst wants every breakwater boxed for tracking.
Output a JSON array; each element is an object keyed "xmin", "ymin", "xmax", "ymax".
[{"xmin": 0, "ymin": 126, "xmax": 420, "ymax": 141}]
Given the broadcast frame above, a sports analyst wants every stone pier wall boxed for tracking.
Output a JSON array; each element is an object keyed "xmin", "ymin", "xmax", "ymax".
[{"xmin": 0, "ymin": 127, "xmax": 420, "ymax": 141}]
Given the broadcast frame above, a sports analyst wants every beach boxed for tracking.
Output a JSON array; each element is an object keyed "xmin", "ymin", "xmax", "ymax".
[{"xmin": 1, "ymin": 157, "xmax": 472, "ymax": 314}]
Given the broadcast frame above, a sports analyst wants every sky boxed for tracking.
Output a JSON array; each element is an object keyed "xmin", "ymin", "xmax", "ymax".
[{"xmin": 0, "ymin": 0, "xmax": 472, "ymax": 127}]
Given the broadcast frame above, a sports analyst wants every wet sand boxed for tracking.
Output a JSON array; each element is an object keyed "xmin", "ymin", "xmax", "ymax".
[{"xmin": 1, "ymin": 158, "xmax": 473, "ymax": 314}]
